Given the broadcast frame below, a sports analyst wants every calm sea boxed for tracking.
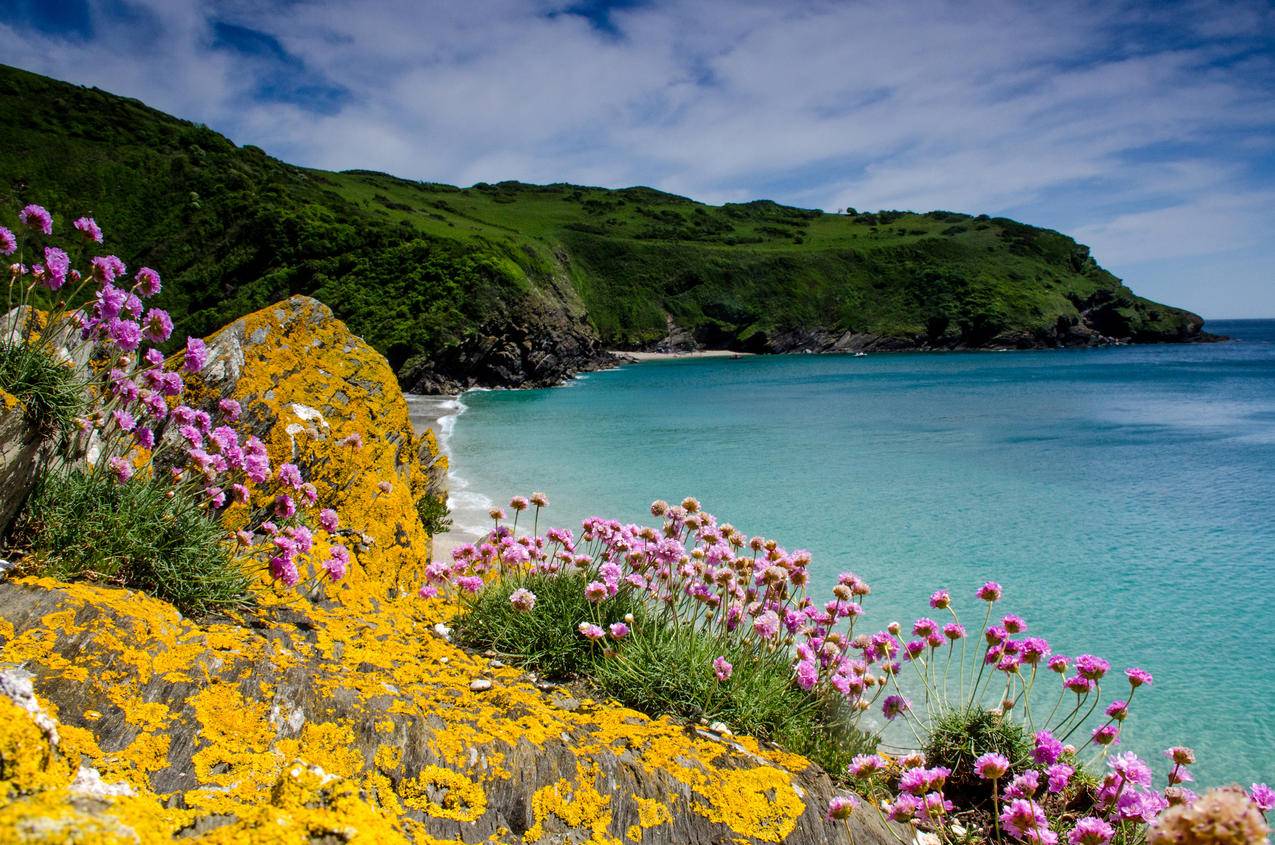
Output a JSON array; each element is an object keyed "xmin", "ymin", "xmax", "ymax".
[{"xmin": 439, "ymin": 320, "xmax": 1275, "ymax": 786}]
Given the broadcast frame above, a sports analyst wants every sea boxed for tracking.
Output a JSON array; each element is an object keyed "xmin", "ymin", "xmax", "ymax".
[{"xmin": 423, "ymin": 319, "xmax": 1275, "ymax": 786}]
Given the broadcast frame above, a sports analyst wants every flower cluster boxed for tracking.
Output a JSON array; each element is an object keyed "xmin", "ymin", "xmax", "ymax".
[
  {"xmin": 4, "ymin": 204, "xmax": 354, "ymax": 595},
  {"xmin": 423, "ymin": 492, "xmax": 1271, "ymax": 845}
]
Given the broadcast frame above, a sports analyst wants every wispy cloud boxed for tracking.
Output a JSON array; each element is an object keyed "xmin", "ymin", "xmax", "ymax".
[{"xmin": 1, "ymin": 0, "xmax": 1272, "ymax": 316}]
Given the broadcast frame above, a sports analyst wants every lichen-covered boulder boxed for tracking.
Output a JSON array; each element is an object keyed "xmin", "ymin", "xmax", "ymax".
[
  {"xmin": 0, "ymin": 389, "xmax": 45, "ymax": 537},
  {"xmin": 0, "ymin": 297, "xmax": 890, "ymax": 844}
]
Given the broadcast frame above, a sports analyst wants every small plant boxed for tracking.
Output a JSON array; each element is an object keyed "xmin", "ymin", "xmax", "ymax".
[
  {"xmin": 416, "ymin": 492, "xmax": 452, "ymax": 536},
  {"xmin": 0, "ymin": 341, "xmax": 85, "ymax": 435},
  {"xmin": 924, "ymin": 707, "xmax": 1032, "ymax": 805},
  {"xmin": 20, "ymin": 469, "xmax": 251, "ymax": 613}
]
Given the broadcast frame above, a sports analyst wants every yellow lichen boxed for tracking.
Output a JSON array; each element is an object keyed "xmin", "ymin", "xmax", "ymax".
[
  {"xmin": 401, "ymin": 765, "xmax": 488, "ymax": 823},
  {"xmin": 525, "ymin": 771, "xmax": 620, "ymax": 845}
]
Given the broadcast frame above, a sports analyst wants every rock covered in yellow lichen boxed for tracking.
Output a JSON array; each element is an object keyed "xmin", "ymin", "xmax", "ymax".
[
  {"xmin": 0, "ymin": 297, "xmax": 890, "ymax": 844},
  {"xmin": 181, "ymin": 295, "xmax": 438, "ymax": 601}
]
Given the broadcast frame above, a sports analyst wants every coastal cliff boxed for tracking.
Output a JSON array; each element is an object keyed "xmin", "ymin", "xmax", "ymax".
[{"xmin": 0, "ymin": 297, "xmax": 890, "ymax": 844}]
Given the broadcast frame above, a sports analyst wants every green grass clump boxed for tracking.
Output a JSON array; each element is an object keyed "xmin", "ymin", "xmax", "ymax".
[
  {"xmin": 452, "ymin": 572, "xmax": 642, "ymax": 678},
  {"xmin": 0, "ymin": 342, "xmax": 85, "ymax": 435},
  {"xmin": 415, "ymin": 493, "xmax": 453, "ymax": 537},
  {"xmin": 924, "ymin": 707, "xmax": 1033, "ymax": 804},
  {"xmin": 454, "ymin": 570, "xmax": 872, "ymax": 774},
  {"xmin": 20, "ymin": 469, "xmax": 252, "ymax": 614}
]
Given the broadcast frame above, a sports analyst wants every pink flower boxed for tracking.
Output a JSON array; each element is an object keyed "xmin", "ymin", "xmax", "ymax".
[
  {"xmin": 577, "ymin": 622, "xmax": 606, "ymax": 641},
  {"xmin": 1048, "ymin": 654, "xmax": 1070, "ymax": 673},
  {"xmin": 509, "ymin": 495, "xmax": 529, "ymax": 511},
  {"xmin": 74, "ymin": 216, "xmax": 103, "ymax": 242},
  {"xmin": 608, "ymin": 621, "xmax": 630, "ymax": 639},
  {"xmin": 107, "ymin": 456, "xmax": 133, "ymax": 483},
  {"xmin": 111, "ymin": 410, "xmax": 136, "ymax": 433},
  {"xmin": 1047, "ymin": 763, "xmax": 1074, "ymax": 793},
  {"xmin": 90, "ymin": 255, "xmax": 126, "ymax": 284},
  {"xmin": 135, "ymin": 427, "xmax": 155, "ymax": 449},
  {"xmin": 584, "ymin": 581, "xmax": 608, "ymax": 603},
  {"xmin": 184, "ymin": 337, "xmax": 208, "ymax": 373},
  {"xmin": 974, "ymin": 752, "xmax": 1010, "ymax": 780},
  {"xmin": 1105, "ymin": 699, "xmax": 1129, "ymax": 720},
  {"xmin": 300, "ymin": 482, "xmax": 317, "ymax": 505},
  {"xmin": 277, "ymin": 462, "xmax": 303, "ymax": 489},
  {"xmin": 509, "ymin": 588, "xmax": 537, "ymax": 612},
  {"xmin": 134, "ymin": 267, "xmax": 161, "ymax": 296},
  {"xmin": 882, "ymin": 694, "xmax": 910, "ymax": 720},
  {"xmin": 1033, "ymin": 730, "xmax": 1064, "ymax": 765},
  {"xmin": 712, "ymin": 656, "xmax": 732, "ymax": 681},
  {"xmin": 142, "ymin": 308, "xmax": 173, "ymax": 343},
  {"xmin": 848, "ymin": 754, "xmax": 885, "ymax": 777},
  {"xmin": 1250, "ymin": 783, "xmax": 1274, "ymax": 813},
  {"xmin": 270, "ymin": 556, "xmax": 300, "ymax": 587},
  {"xmin": 826, "ymin": 795, "xmax": 858, "ymax": 820},
  {"xmin": 18, "ymin": 204, "xmax": 52, "ymax": 235},
  {"xmin": 319, "ymin": 508, "xmax": 339, "ymax": 532},
  {"xmin": 273, "ymin": 494, "xmax": 296, "ymax": 519},
  {"xmin": 1067, "ymin": 818, "xmax": 1113, "ymax": 845},
  {"xmin": 418, "ymin": 585, "xmax": 439, "ymax": 600},
  {"xmin": 887, "ymin": 794, "xmax": 921, "ymax": 822},
  {"xmin": 1064, "ymin": 675, "xmax": 1094, "ymax": 695},
  {"xmin": 232, "ymin": 483, "xmax": 250, "ymax": 504},
  {"xmin": 1124, "ymin": 667, "xmax": 1152, "ymax": 688},
  {"xmin": 0, "ymin": 227, "xmax": 15, "ymax": 255},
  {"xmin": 108, "ymin": 319, "xmax": 142, "ymax": 351},
  {"xmin": 943, "ymin": 622, "xmax": 966, "ymax": 640},
  {"xmin": 1091, "ymin": 724, "xmax": 1120, "ymax": 746},
  {"xmin": 795, "ymin": 658, "xmax": 818, "ymax": 690},
  {"xmin": 325, "ymin": 544, "xmax": 349, "ymax": 581},
  {"xmin": 929, "ymin": 589, "xmax": 951, "ymax": 609},
  {"xmin": 455, "ymin": 576, "xmax": 484, "ymax": 593},
  {"xmin": 218, "ymin": 398, "xmax": 241, "ymax": 421},
  {"xmin": 1006, "ymin": 770, "xmax": 1041, "ymax": 799},
  {"xmin": 1002, "ymin": 613, "xmax": 1027, "ymax": 633},
  {"xmin": 41, "ymin": 247, "xmax": 69, "ymax": 289},
  {"xmin": 977, "ymin": 581, "xmax": 1003, "ymax": 601},
  {"xmin": 753, "ymin": 609, "xmax": 780, "ymax": 639},
  {"xmin": 1000, "ymin": 799, "xmax": 1048, "ymax": 839},
  {"xmin": 1074, "ymin": 654, "xmax": 1110, "ymax": 681}
]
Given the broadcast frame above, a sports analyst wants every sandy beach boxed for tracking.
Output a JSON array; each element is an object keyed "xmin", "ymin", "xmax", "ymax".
[
  {"xmin": 403, "ymin": 393, "xmax": 485, "ymax": 562},
  {"xmin": 610, "ymin": 349, "xmax": 754, "ymax": 362}
]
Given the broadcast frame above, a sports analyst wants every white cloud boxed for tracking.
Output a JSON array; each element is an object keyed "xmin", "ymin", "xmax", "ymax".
[{"xmin": 1, "ymin": 0, "xmax": 1273, "ymax": 313}]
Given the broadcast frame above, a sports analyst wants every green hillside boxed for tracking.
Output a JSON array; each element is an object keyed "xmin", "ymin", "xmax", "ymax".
[{"xmin": 0, "ymin": 64, "xmax": 1208, "ymax": 390}]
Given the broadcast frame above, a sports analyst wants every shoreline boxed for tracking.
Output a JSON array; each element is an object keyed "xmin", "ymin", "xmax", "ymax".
[
  {"xmin": 609, "ymin": 349, "xmax": 755, "ymax": 362},
  {"xmin": 403, "ymin": 393, "xmax": 486, "ymax": 561}
]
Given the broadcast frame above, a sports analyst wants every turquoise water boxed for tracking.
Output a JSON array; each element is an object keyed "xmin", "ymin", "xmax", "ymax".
[{"xmin": 444, "ymin": 321, "xmax": 1275, "ymax": 786}]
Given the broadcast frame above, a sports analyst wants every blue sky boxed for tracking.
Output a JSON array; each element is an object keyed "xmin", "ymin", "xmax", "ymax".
[{"xmin": 3, "ymin": 0, "xmax": 1273, "ymax": 318}]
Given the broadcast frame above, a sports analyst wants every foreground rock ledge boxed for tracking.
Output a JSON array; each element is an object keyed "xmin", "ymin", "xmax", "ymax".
[{"xmin": 0, "ymin": 296, "xmax": 891, "ymax": 844}]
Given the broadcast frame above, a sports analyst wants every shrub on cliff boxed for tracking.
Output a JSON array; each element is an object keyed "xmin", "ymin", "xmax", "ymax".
[
  {"xmin": 0, "ymin": 342, "xmax": 84, "ymax": 436},
  {"xmin": 2, "ymin": 203, "xmax": 355, "ymax": 610}
]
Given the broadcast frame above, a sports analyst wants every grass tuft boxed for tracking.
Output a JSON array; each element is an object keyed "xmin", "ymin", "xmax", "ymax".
[
  {"xmin": 0, "ymin": 342, "xmax": 85, "ymax": 436},
  {"xmin": 924, "ymin": 707, "xmax": 1033, "ymax": 805},
  {"xmin": 19, "ymin": 469, "xmax": 253, "ymax": 614}
]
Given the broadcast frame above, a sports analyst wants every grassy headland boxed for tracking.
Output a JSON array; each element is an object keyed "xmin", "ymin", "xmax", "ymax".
[{"xmin": 0, "ymin": 64, "xmax": 1209, "ymax": 391}]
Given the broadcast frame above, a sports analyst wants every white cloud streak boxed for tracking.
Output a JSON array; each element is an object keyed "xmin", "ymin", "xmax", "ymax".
[{"xmin": 1, "ymin": 0, "xmax": 1272, "ymax": 314}]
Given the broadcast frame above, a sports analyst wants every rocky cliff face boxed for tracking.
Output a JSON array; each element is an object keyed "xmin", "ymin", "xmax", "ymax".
[{"xmin": 0, "ymin": 297, "xmax": 890, "ymax": 845}]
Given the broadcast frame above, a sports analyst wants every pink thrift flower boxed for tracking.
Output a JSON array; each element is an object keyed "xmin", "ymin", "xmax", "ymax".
[
  {"xmin": 1106, "ymin": 699, "xmax": 1129, "ymax": 720},
  {"xmin": 418, "ymin": 584, "xmax": 439, "ymax": 600},
  {"xmin": 111, "ymin": 410, "xmax": 136, "ymax": 433},
  {"xmin": 108, "ymin": 319, "xmax": 142, "ymax": 351},
  {"xmin": 795, "ymin": 658, "xmax": 818, "ymax": 690},
  {"xmin": 1091, "ymin": 724, "xmax": 1120, "ymax": 746},
  {"xmin": 135, "ymin": 427, "xmax": 155, "ymax": 450},
  {"xmin": 608, "ymin": 621, "xmax": 630, "ymax": 639},
  {"xmin": 1125, "ymin": 667, "xmax": 1153, "ymax": 687},
  {"xmin": 508, "ymin": 588, "xmax": 537, "ymax": 612},
  {"xmin": 974, "ymin": 752, "xmax": 1010, "ymax": 780},
  {"xmin": 232, "ymin": 483, "xmax": 250, "ymax": 504},
  {"xmin": 977, "ymin": 581, "xmax": 1003, "ymax": 601},
  {"xmin": 325, "ymin": 544, "xmax": 349, "ymax": 581},
  {"xmin": 584, "ymin": 581, "xmax": 608, "ymax": 603},
  {"xmin": 319, "ymin": 508, "xmax": 339, "ymax": 533},
  {"xmin": 887, "ymin": 794, "xmax": 921, "ymax": 823},
  {"xmin": 753, "ymin": 609, "xmax": 780, "ymax": 639},
  {"xmin": 882, "ymin": 694, "xmax": 910, "ymax": 720},
  {"xmin": 712, "ymin": 656, "xmax": 732, "ymax": 681},
  {"xmin": 18, "ymin": 204, "xmax": 52, "ymax": 235},
  {"xmin": 41, "ymin": 247, "xmax": 69, "ymax": 289},
  {"xmin": 1002, "ymin": 613, "xmax": 1027, "ymax": 633},
  {"xmin": 91, "ymin": 255, "xmax": 126, "ymax": 284},
  {"xmin": 218, "ymin": 398, "xmax": 241, "ymax": 421},
  {"xmin": 826, "ymin": 795, "xmax": 857, "ymax": 820},
  {"xmin": 577, "ymin": 622, "xmax": 606, "ymax": 641},
  {"xmin": 944, "ymin": 622, "xmax": 966, "ymax": 640},
  {"xmin": 300, "ymin": 482, "xmax": 317, "ymax": 505},
  {"xmin": 134, "ymin": 266, "xmax": 161, "ymax": 296},
  {"xmin": 107, "ymin": 456, "xmax": 133, "ymax": 483},
  {"xmin": 1048, "ymin": 763, "xmax": 1074, "ymax": 793},
  {"xmin": 455, "ymin": 576, "xmax": 483, "ymax": 593},
  {"xmin": 509, "ymin": 495, "xmax": 529, "ymax": 511},
  {"xmin": 929, "ymin": 589, "xmax": 951, "ymax": 609},
  {"xmin": 0, "ymin": 227, "xmax": 15, "ymax": 255},
  {"xmin": 74, "ymin": 216, "xmax": 103, "ymax": 242},
  {"xmin": 1075, "ymin": 654, "xmax": 1110, "ymax": 681},
  {"xmin": 1034, "ymin": 730, "xmax": 1064, "ymax": 765},
  {"xmin": 1048, "ymin": 654, "xmax": 1070, "ymax": 673},
  {"xmin": 378, "ymin": 480, "xmax": 394, "ymax": 495},
  {"xmin": 1068, "ymin": 818, "xmax": 1114, "ymax": 845},
  {"xmin": 277, "ymin": 462, "xmax": 303, "ymax": 489},
  {"xmin": 269, "ymin": 556, "xmax": 300, "ymax": 587},
  {"xmin": 142, "ymin": 308, "xmax": 173, "ymax": 343},
  {"xmin": 1065, "ymin": 675, "xmax": 1094, "ymax": 695},
  {"xmin": 1250, "ymin": 783, "xmax": 1274, "ymax": 813},
  {"xmin": 273, "ymin": 494, "xmax": 296, "ymax": 519},
  {"xmin": 848, "ymin": 754, "xmax": 885, "ymax": 777},
  {"xmin": 1006, "ymin": 770, "xmax": 1041, "ymax": 799},
  {"xmin": 1001, "ymin": 798, "xmax": 1048, "ymax": 839},
  {"xmin": 184, "ymin": 337, "xmax": 208, "ymax": 373}
]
